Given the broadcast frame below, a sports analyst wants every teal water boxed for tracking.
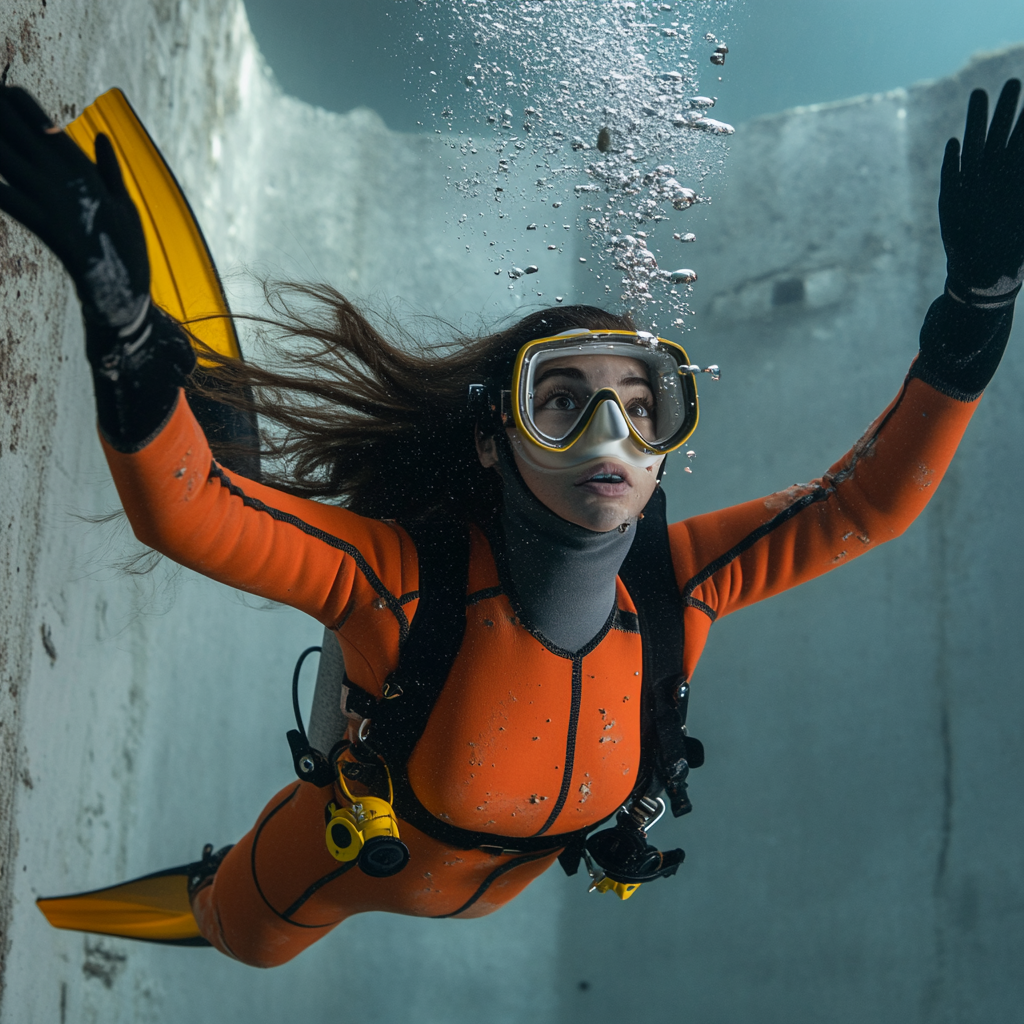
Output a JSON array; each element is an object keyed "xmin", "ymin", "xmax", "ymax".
[{"xmin": 244, "ymin": 0, "xmax": 1024, "ymax": 130}]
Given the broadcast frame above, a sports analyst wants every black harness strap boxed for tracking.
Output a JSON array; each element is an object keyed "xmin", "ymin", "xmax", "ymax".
[
  {"xmin": 620, "ymin": 486, "xmax": 702, "ymax": 818},
  {"xmin": 344, "ymin": 490, "xmax": 701, "ymax": 861},
  {"xmin": 346, "ymin": 519, "xmax": 471, "ymax": 765}
]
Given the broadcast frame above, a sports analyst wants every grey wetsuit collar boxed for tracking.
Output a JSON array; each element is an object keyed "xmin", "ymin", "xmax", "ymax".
[{"xmin": 495, "ymin": 449, "xmax": 636, "ymax": 653}]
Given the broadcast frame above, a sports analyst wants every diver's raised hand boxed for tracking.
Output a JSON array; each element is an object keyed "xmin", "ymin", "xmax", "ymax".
[
  {"xmin": 911, "ymin": 80, "xmax": 1023, "ymax": 402},
  {"xmin": 0, "ymin": 86, "xmax": 153, "ymax": 349},
  {"xmin": 0, "ymin": 85, "xmax": 194, "ymax": 447},
  {"xmin": 940, "ymin": 78, "xmax": 1024, "ymax": 308}
]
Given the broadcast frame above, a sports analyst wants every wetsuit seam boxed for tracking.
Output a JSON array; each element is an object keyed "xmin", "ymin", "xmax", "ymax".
[
  {"xmin": 683, "ymin": 596, "xmax": 717, "ymax": 622},
  {"xmin": 485, "ymin": 518, "xmax": 616, "ymax": 658},
  {"xmin": 908, "ymin": 364, "xmax": 984, "ymax": 403},
  {"xmin": 431, "ymin": 852, "xmax": 555, "ymax": 918},
  {"xmin": 208, "ymin": 462, "xmax": 410, "ymax": 642},
  {"xmin": 467, "ymin": 585, "xmax": 504, "ymax": 605},
  {"xmin": 213, "ymin": 904, "xmax": 240, "ymax": 959},
  {"xmin": 681, "ymin": 487, "xmax": 832, "ymax": 600},
  {"xmin": 249, "ymin": 784, "xmax": 334, "ymax": 930},
  {"xmin": 535, "ymin": 655, "xmax": 583, "ymax": 836},
  {"xmin": 611, "ymin": 608, "xmax": 640, "ymax": 633},
  {"xmin": 99, "ymin": 388, "xmax": 183, "ymax": 454},
  {"xmin": 681, "ymin": 378, "xmax": 913, "ymax": 604},
  {"xmin": 280, "ymin": 861, "xmax": 358, "ymax": 919}
]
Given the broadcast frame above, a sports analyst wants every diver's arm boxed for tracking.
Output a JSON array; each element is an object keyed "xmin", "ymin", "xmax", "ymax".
[
  {"xmin": 669, "ymin": 81, "xmax": 1024, "ymax": 639},
  {"xmin": 669, "ymin": 374, "xmax": 976, "ymax": 626},
  {"xmin": 0, "ymin": 86, "xmax": 416, "ymax": 625},
  {"xmin": 0, "ymin": 86, "xmax": 194, "ymax": 450},
  {"xmin": 101, "ymin": 393, "xmax": 417, "ymax": 625}
]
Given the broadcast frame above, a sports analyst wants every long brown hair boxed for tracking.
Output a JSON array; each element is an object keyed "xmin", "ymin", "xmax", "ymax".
[{"xmin": 193, "ymin": 285, "xmax": 636, "ymax": 524}]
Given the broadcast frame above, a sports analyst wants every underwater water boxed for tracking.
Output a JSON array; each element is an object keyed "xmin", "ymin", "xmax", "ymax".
[
  {"xmin": 232, "ymin": 3, "xmax": 1024, "ymax": 1022},
  {"xmin": 1, "ymin": 1, "xmax": 1023, "ymax": 1023}
]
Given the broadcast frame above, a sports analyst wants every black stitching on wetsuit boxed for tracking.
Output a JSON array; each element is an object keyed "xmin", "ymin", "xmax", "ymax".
[
  {"xmin": 213, "ymin": 903, "xmax": 238, "ymax": 957},
  {"xmin": 611, "ymin": 608, "xmax": 640, "ymax": 633},
  {"xmin": 534, "ymin": 655, "xmax": 584, "ymax": 837},
  {"xmin": 681, "ymin": 488, "xmax": 832, "ymax": 600},
  {"xmin": 467, "ymin": 585, "xmax": 504, "ymax": 605},
  {"xmin": 684, "ymin": 596, "xmax": 717, "ymax": 621},
  {"xmin": 431, "ymin": 851, "xmax": 556, "ymax": 919},
  {"xmin": 208, "ymin": 463, "xmax": 409, "ymax": 641},
  {"xmin": 681, "ymin": 379, "xmax": 913, "ymax": 606},
  {"xmin": 515, "ymin": 601, "xmax": 618, "ymax": 661},
  {"xmin": 249, "ymin": 785, "xmax": 336, "ymax": 930},
  {"xmin": 280, "ymin": 861, "xmax": 358, "ymax": 919},
  {"xmin": 486, "ymin": 519, "xmax": 619, "ymax": 659}
]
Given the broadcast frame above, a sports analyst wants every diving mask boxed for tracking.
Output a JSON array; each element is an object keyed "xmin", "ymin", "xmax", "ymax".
[{"xmin": 474, "ymin": 329, "xmax": 700, "ymax": 470}]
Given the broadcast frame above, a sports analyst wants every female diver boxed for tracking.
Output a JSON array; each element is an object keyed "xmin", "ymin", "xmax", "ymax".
[{"xmin": 0, "ymin": 79, "xmax": 1022, "ymax": 968}]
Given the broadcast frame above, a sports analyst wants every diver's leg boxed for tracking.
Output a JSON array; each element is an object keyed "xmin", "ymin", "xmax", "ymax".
[
  {"xmin": 307, "ymin": 626, "xmax": 348, "ymax": 755},
  {"xmin": 191, "ymin": 781, "xmax": 353, "ymax": 967}
]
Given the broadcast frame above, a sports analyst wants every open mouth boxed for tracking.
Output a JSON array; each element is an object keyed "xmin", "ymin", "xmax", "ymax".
[{"xmin": 575, "ymin": 462, "xmax": 632, "ymax": 495}]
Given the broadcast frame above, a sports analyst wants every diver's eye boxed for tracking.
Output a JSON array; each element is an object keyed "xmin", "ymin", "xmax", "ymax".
[
  {"xmin": 541, "ymin": 391, "xmax": 578, "ymax": 412},
  {"xmin": 627, "ymin": 401, "xmax": 651, "ymax": 419}
]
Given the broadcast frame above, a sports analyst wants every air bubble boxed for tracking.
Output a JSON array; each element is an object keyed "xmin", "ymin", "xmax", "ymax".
[{"xmin": 443, "ymin": 2, "xmax": 733, "ymax": 317}]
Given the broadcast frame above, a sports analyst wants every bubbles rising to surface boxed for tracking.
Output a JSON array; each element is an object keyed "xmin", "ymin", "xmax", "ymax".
[{"xmin": 422, "ymin": 0, "xmax": 736, "ymax": 333}]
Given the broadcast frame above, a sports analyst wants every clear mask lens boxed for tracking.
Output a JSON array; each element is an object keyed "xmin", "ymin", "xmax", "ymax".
[{"xmin": 519, "ymin": 339, "xmax": 691, "ymax": 450}]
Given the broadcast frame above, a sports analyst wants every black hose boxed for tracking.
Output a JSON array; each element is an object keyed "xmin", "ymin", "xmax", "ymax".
[{"xmin": 291, "ymin": 646, "xmax": 323, "ymax": 741}]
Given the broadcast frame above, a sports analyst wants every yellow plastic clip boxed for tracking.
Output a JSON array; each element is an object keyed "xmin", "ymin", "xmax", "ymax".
[{"xmin": 591, "ymin": 876, "xmax": 642, "ymax": 900}]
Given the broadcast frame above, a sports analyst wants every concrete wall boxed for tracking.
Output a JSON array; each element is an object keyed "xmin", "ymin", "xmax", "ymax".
[
  {"xmin": 557, "ymin": 45, "xmax": 1024, "ymax": 1024},
  {"xmin": 2, "ymin": 0, "xmax": 1023, "ymax": 1021},
  {"xmin": 0, "ymin": 1, "xmax": 571, "ymax": 1022}
]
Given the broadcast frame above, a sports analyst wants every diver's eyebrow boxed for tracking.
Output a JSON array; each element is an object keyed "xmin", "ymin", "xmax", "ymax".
[
  {"xmin": 618, "ymin": 374, "xmax": 652, "ymax": 390},
  {"xmin": 534, "ymin": 366, "xmax": 587, "ymax": 384}
]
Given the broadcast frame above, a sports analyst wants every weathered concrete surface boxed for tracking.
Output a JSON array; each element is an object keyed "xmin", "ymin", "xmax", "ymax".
[
  {"xmin": 0, "ymin": 1, "xmax": 572, "ymax": 1022},
  {"xmin": 558, "ymin": 45, "xmax": 1024, "ymax": 1024}
]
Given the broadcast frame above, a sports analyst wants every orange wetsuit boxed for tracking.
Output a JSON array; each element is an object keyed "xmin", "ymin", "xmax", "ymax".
[{"xmin": 101, "ymin": 370, "xmax": 978, "ymax": 966}]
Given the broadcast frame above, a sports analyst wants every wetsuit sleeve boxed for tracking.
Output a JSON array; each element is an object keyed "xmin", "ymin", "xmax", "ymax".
[
  {"xmin": 667, "ymin": 372, "xmax": 978, "ymax": 672},
  {"xmin": 101, "ymin": 388, "xmax": 418, "ymax": 630}
]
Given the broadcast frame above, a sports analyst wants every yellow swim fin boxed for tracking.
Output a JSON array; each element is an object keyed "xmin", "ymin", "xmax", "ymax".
[
  {"xmin": 64, "ymin": 88, "xmax": 240, "ymax": 364},
  {"xmin": 36, "ymin": 864, "xmax": 209, "ymax": 946}
]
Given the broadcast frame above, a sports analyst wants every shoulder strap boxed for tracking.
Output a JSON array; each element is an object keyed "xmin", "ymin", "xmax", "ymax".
[
  {"xmin": 618, "ymin": 486, "xmax": 702, "ymax": 818},
  {"xmin": 345, "ymin": 519, "xmax": 471, "ymax": 767}
]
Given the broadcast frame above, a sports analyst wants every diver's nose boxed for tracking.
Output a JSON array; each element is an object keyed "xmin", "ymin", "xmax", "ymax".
[{"xmin": 586, "ymin": 398, "xmax": 631, "ymax": 443}]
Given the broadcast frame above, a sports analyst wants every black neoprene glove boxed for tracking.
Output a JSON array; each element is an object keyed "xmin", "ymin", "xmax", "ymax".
[
  {"xmin": 912, "ymin": 79, "xmax": 1024, "ymax": 401},
  {"xmin": 0, "ymin": 85, "xmax": 194, "ymax": 448}
]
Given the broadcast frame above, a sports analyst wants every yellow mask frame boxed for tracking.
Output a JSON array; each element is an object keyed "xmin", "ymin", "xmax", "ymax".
[{"xmin": 510, "ymin": 330, "xmax": 700, "ymax": 458}]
